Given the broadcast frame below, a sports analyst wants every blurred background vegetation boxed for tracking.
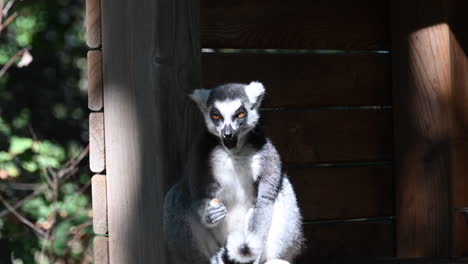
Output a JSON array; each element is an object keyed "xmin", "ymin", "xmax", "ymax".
[{"xmin": 0, "ymin": 0, "xmax": 92, "ymax": 263}]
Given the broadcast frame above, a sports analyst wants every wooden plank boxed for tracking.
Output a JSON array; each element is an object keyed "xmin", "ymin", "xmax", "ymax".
[
  {"xmin": 296, "ymin": 221, "xmax": 394, "ymax": 263},
  {"xmin": 289, "ymin": 166, "xmax": 393, "ymax": 220},
  {"xmin": 88, "ymin": 50, "xmax": 103, "ymax": 111},
  {"xmin": 86, "ymin": 0, "xmax": 101, "ymax": 48},
  {"xmin": 262, "ymin": 110, "xmax": 393, "ymax": 164},
  {"xmin": 202, "ymin": 53, "xmax": 392, "ymax": 107},
  {"xmin": 89, "ymin": 112, "xmax": 105, "ymax": 173},
  {"xmin": 94, "ymin": 236, "xmax": 109, "ymax": 264},
  {"xmin": 92, "ymin": 174, "xmax": 107, "ymax": 234},
  {"xmin": 449, "ymin": 2, "xmax": 468, "ymax": 256},
  {"xmin": 391, "ymin": 0, "xmax": 453, "ymax": 257},
  {"xmin": 101, "ymin": 0, "xmax": 202, "ymax": 262},
  {"xmin": 201, "ymin": 0, "xmax": 390, "ymax": 50}
]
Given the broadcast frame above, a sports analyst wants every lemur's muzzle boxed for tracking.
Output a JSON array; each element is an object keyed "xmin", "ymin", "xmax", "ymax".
[{"xmin": 221, "ymin": 124, "xmax": 238, "ymax": 149}]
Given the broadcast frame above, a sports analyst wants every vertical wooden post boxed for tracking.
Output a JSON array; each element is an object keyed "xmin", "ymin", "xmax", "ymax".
[
  {"xmin": 391, "ymin": 0, "xmax": 453, "ymax": 257},
  {"xmin": 449, "ymin": 0, "xmax": 468, "ymax": 257},
  {"xmin": 101, "ymin": 0, "xmax": 201, "ymax": 263}
]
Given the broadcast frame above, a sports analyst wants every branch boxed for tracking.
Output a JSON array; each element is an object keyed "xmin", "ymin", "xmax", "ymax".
[
  {"xmin": 0, "ymin": 11, "xmax": 17, "ymax": 33},
  {"xmin": 2, "ymin": 0, "xmax": 16, "ymax": 17},
  {"xmin": 0, "ymin": 185, "xmax": 46, "ymax": 218},
  {"xmin": 0, "ymin": 47, "xmax": 26, "ymax": 78},
  {"xmin": 0, "ymin": 193, "xmax": 47, "ymax": 237},
  {"xmin": 58, "ymin": 145, "xmax": 89, "ymax": 180},
  {"xmin": 0, "ymin": 182, "xmax": 41, "ymax": 191},
  {"xmin": 1, "ymin": 0, "xmax": 4, "ymax": 26}
]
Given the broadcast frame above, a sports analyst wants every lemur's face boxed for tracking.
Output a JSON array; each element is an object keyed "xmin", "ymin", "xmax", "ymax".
[{"xmin": 191, "ymin": 82, "xmax": 265, "ymax": 150}]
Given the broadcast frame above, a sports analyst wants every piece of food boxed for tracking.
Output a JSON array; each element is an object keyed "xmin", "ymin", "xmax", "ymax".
[{"xmin": 210, "ymin": 198, "xmax": 221, "ymax": 206}]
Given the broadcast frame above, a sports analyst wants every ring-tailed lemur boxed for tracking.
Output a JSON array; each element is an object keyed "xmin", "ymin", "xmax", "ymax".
[{"xmin": 163, "ymin": 82, "xmax": 304, "ymax": 264}]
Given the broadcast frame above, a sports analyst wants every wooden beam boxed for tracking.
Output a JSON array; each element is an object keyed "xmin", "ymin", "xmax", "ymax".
[
  {"xmin": 391, "ymin": 0, "xmax": 453, "ymax": 257},
  {"xmin": 86, "ymin": 0, "xmax": 101, "ymax": 48},
  {"xmin": 263, "ymin": 110, "xmax": 393, "ymax": 164},
  {"xmin": 290, "ymin": 166, "xmax": 393, "ymax": 220},
  {"xmin": 297, "ymin": 221, "xmax": 394, "ymax": 262},
  {"xmin": 201, "ymin": 0, "xmax": 390, "ymax": 50},
  {"xmin": 93, "ymin": 236, "xmax": 109, "ymax": 264},
  {"xmin": 101, "ymin": 0, "xmax": 202, "ymax": 262},
  {"xmin": 449, "ymin": 0, "xmax": 468, "ymax": 256},
  {"xmin": 202, "ymin": 53, "xmax": 392, "ymax": 107},
  {"xmin": 89, "ymin": 112, "xmax": 105, "ymax": 173},
  {"xmin": 92, "ymin": 174, "xmax": 107, "ymax": 234},
  {"xmin": 88, "ymin": 50, "xmax": 103, "ymax": 111}
]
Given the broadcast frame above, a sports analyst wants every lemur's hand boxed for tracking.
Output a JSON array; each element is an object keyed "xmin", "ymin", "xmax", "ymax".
[{"xmin": 200, "ymin": 198, "xmax": 227, "ymax": 227}]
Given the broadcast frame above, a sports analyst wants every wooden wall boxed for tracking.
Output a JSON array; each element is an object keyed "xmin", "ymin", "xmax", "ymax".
[
  {"xmin": 200, "ymin": 0, "xmax": 468, "ymax": 263},
  {"xmin": 91, "ymin": 0, "xmax": 468, "ymax": 263},
  {"xmin": 201, "ymin": 0, "xmax": 395, "ymax": 262}
]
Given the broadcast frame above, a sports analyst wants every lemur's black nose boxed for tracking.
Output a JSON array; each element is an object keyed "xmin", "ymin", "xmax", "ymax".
[{"xmin": 221, "ymin": 124, "xmax": 234, "ymax": 139}]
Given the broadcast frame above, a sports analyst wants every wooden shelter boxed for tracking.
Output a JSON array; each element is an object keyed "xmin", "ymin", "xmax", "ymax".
[{"xmin": 86, "ymin": 0, "xmax": 468, "ymax": 263}]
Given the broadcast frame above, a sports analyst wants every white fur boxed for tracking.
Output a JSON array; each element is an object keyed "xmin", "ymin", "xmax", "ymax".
[
  {"xmin": 251, "ymin": 153, "xmax": 262, "ymax": 182},
  {"xmin": 246, "ymin": 108, "xmax": 260, "ymax": 128},
  {"xmin": 215, "ymin": 99, "xmax": 242, "ymax": 129},
  {"xmin": 209, "ymin": 146, "xmax": 260, "ymax": 240},
  {"xmin": 244, "ymin": 81, "xmax": 265, "ymax": 106},
  {"xmin": 226, "ymin": 231, "xmax": 263, "ymax": 263}
]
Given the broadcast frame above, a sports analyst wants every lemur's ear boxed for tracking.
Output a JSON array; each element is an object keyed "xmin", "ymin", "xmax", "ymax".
[
  {"xmin": 244, "ymin": 81, "xmax": 265, "ymax": 109},
  {"xmin": 190, "ymin": 88, "xmax": 211, "ymax": 112}
]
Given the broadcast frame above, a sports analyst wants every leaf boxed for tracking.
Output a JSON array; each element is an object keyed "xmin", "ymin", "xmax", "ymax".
[
  {"xmin": 5, "ymin": 164, "xmax": 19, "ymax": 178},
  {"xmin": 52, "ymin": 221, "xmax": 72, "ymax": 255},
  {"xmin": 0, "ymin": 152, "xmax": 12, "ymax": 162},
  {"xmin": 9, "ymin": 136, "xmax": 33, "ymax": 154},
  {"xmin": 0, "ymin": 117, "xmax": 11, "ymax": 136},
  {"xmin": 22, "ymin": 160, "xmax": 38, "ymax": 172},
  {"xmin": 38, "ymin": 141, "xmax": 66, "ymax": 162},
  {"xmin": 22, "ymin": 197, "xmax": 46, "ymax": 219},
  {"xmin": 36, "ymin": 155, "xmax": 60, "ymax": 169}
]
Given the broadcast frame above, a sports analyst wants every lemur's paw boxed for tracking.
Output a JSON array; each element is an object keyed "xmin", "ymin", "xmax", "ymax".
[
  {"xmin": 226, "ymin": 232, "xmax": 262, "ymax": 264},
  {"xmin": 201, "ymin": 199, "xmax": 227, "ymax": 227}
]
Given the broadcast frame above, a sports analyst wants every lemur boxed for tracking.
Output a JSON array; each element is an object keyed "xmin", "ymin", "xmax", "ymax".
[{"xmin": 163, "ymin": 82, "xmax": 304, "ymax": 264}]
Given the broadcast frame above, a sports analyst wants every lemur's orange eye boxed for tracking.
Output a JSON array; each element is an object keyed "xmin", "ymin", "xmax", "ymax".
[
  {"xmin": 237, "ymin": 112, "xmax": 246, "ymax": 118},
  {"xmin": 212, "ymin": 114, "xmax": 220, "ymax": 120}
]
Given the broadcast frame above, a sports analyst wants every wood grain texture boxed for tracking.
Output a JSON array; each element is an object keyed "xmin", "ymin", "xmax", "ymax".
[
  {"xmin": 93, "ymin": 236, "xmax": 109, "ymax": 264},
  {"xmin": 391, "ymin": 0, "xmax": 453, "ymax": 257},
  {"xmin": 92, "ymin": 174, "xmax": 107, "ymax": 234},
  {"xmin": 262, "ymin": 110, "xmax": 393, "ymax": 164},
  {"xmin": 86, "ymin": 0, "xmax": 101, "ymax": 48},
  {"xmin": 200, "ymin": 0, "xmax": 390, "ymax": 50},
  {"xmin": 101, "ymin": 0, "xmax": 202, "ymax": 262},
  {"xmin": 88, "ymin": 50, "xmax": 103, "ymax": 111},
  {"xmin": 202, "ymin": 53, "xmax": 392, "ymax": 107},
  {"xmin": 89, "ymin": 112, "xmax": 105, "ymax": 173},
  {"xmin": 289, "ymin": 166, "xmax": 393, "ymax": 220},
  {"xmin": 296, "ymin": 221, "xmax": 394, "ymax": 263},
  {"xmin": 449, "ymin": 5, "xmax": 468, "ymax": 256}
]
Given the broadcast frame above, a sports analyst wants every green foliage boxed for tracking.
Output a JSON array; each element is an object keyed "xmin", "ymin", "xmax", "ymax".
[{"xmin": 0, "ymin": 0, "xmax": 91, "ymax": 263}]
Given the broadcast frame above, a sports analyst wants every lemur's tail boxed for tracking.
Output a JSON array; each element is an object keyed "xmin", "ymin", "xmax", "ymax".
[{"xmin": 211, "ymin": 245, "xmax": 255, "ymax": 264}]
